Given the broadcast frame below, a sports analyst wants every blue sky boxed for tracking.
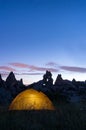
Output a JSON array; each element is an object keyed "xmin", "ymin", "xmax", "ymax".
[{"xmin": 0, "ymin": 0, "xmax": 86, "ymax": 84}]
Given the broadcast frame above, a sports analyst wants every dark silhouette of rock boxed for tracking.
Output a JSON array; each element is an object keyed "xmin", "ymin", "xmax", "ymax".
[
  {"xmin": 54, "ymin": 74, "xmax": 76, "ymax": 90},
  {"xmin": 0, "ymin": 72, "xmax": 26, "ymax": 106},
  {"xmin": 27, "ymin": 71, "xmax": 86, "ymax": 102},
  {"xmin": 54, "ymin": 74, "xmax": 81, "ymax": 102},
  {"xmin": 54, "ymin": 74, "xmax": 63, "ymax": 86},
  {"xmin": 8, "ymin": 79, "xmax": 26, "ymax": 98},
  {"xmin": 0, "ymin": 74, "xmax": 6, "ymax": 88},
  {"xmin": 27, "ymin": 71, "xmax": 54, "ymax": 99},
  {"xmin": 5, "ymin": 72, "xmax": 25, "ymax": 98},
  {"xmin": 0, "ymin": 87, "xmax": 12, "ymax": 105},
  {"xmin": 20, "ymin": 78, "xmax": 23, "ymax": 84},
  {"xmin": 0, "ymin": 74, "xmax": 2, "ymax": 81},
  {"xmin": 72, "ymin": 78, "xmax": 76, "ymax": 83},
  {"xmin": 6, "ymin": 72, "xmax": 16, "ymax": 88},
  {"xmin": 0, "ymin": 74, "xmax": 12, "ymax": 105},
  {"xmin": 43, "ymin": 70, "xmax": 53, "ymax": 87},
  {"xmin": 0, "ymin": 71, "xmax": 86, "ymax": 105}
]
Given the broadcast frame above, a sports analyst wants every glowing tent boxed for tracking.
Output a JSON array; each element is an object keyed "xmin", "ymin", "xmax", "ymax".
[{"xmin": 9, "ymin": 89, "xmax": 55, "ymax": 110}]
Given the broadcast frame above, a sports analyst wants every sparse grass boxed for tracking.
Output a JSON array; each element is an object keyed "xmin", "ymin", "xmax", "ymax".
[{"xmin": 0, "ymin": 102, "xmax": 86, "ymax": 130}]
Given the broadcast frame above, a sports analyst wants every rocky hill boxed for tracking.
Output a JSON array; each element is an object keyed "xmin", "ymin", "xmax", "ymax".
[
  {"xmin": 0, "ymin": 72, "xmax": 26, "ymax": 105},
  {"xmin": 0, "ymin": 71, "xmax": 86, "ymax": 106}
]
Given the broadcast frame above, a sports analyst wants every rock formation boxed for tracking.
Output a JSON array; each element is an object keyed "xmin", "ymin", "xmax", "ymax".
[
  {"xmin": 0, "ymin": 71, "xmax": 86, "ymax": 105},
  {"xmin": 6, "ymin": 72, "xmax": 16, "ymax": 88},
  {"xmin": 0, "ymin": 72, "xmax": 26, "ymax": 105}
]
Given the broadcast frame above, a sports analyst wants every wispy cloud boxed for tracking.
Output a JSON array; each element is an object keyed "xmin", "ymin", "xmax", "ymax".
[
  {"xmin": 4, "ymin": 62, "xmax": 86, "ymax": 73},
  {"xmin": 9, "ymin": 62, "xmax": 58, "ymax": 72},
  {"xmin": 46, "ymin": 61, "xmax": 86, "ymax": 73},
  {"xmin": 46, "ymin": 62, "xmax": 58, "ymax": 66},
  {"xmin": 60, "ymin": 66, "xmax": 86, "ymax": 73},
  {"xmin": 19, "ymin": 73, "xmax": 44, "ymax": 75},
  {"xmin": 9, "ymin": 63, "xmax": 30, "ymax": 68},
  {"xmin": 0, "ymin": 71, "xmax": 9, "ymax": 77},
  {"xmin": 0, "ymin": 66, "xmax": 16, "ymax": 71},
  {"xmin": 0, "ymin": 72, "xmax": 43, "ymax": 79}
]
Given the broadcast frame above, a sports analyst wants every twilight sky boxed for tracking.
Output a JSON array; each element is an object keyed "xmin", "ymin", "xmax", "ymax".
[{"xmin": 0, "ymin": 0, "xmax": 86, "ymax": 84}]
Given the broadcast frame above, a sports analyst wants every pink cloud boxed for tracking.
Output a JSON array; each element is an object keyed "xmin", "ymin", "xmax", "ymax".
[
  {"xmin": 20, "ymin": 73, "xmax": 44, "ymax": 75},
  {"xmin": 9, "ymin": 62, "xmax": 58, "ymax": 72},
  {"xmin": 30, "ymin": 66, "xmax": 58, "ymax": 72},
  {"xmin": 9, "ymin": 63, "xmax": 37, "ymax": 70},
  {"xmin": 46, "ymin": 62, "xmax": 58, "ymax": 66},
  {"xmin": 9, "ymin": 63, "xmax": 30, "ymax": 68},
  {"xmin": 0, "ymin": 71, "xmax": 43, "ymax": 77},
  {"xmin": 60, "ymin": 66, "xmax": 86, "ymax": 73},
  {"xmin": 0, "ymin": 66, "xmax": 16, "ymax": 71}
]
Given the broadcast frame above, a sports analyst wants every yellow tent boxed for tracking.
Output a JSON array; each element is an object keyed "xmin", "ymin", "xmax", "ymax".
[{"xmin": 9, "ymin": 89, "xmax": 55, "ymax": 110}]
